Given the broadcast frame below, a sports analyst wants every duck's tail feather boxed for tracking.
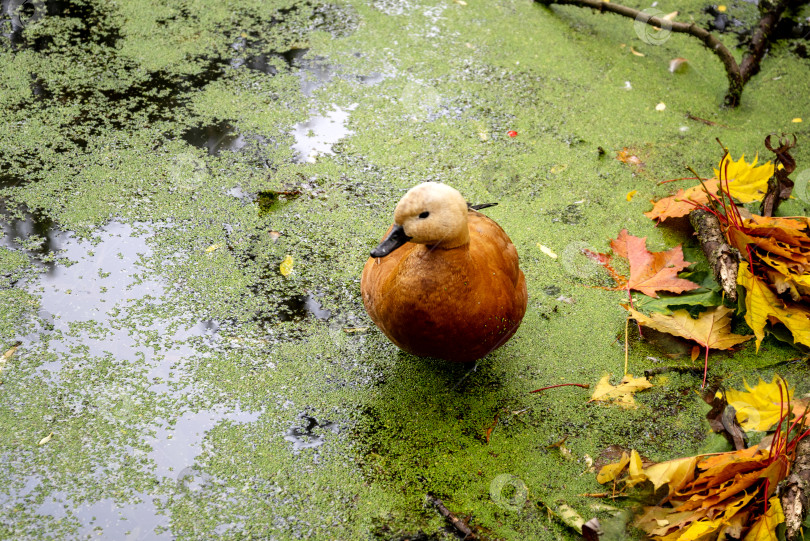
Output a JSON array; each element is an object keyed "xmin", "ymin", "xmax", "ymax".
[{"xmin": 468, "ymin": 202, "xmax": 498, "ymax": 211}]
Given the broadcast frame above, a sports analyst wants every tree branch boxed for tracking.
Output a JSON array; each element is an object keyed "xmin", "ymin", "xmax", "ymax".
[{"xmin": 535, "ymin": 0, "xmax": 808, "ymax": 107}]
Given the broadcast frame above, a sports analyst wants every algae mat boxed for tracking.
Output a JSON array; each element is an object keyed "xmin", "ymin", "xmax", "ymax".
[{"xmin": 1, "ymin": 0, "xmax": 809, "ymax": 539}]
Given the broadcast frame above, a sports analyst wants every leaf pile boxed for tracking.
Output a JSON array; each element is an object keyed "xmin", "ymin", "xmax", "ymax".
[
  {"xmin": 596, "ymin": 376, "xmax": 810, "ymax": 541},
  {"xmin": 731, "ymin": 215, "xmax": 810, "ymax": 350},
  {"xmin": 592, "ymin": 144, "xmax": 809, "ymax": 386},
  {"xmin": 644, "ymin": 145, "xmax": 810, "ymax": 351},
  {"xmin": 586, "ymin": 139, "xmax": 810, "ymax": 539}
]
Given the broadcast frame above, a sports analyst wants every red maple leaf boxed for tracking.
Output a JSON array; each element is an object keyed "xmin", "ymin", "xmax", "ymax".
[{"xmin": 590, "ymin": 229, "xmax": 700, "ymax": 298}]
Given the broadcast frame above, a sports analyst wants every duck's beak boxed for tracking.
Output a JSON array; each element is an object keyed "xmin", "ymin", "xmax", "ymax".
[{"xmin": 370, "ymin": 224, "xmax": 411, "ymax": 258}]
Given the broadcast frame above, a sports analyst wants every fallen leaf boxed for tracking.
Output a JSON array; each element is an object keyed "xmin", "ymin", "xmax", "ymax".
[
  {"xmin": 615, "ymin": 148, "xmax": 644, "ymax": 168},
  {"xmin": 655, "ymin": 102, "xmax": 666, "ymax": 111},
  {"xmin": 713, "ymin": 153, "xmax": 774, "ymax": 204},
  {"xmin": 625, "ymin": 305, "xmax": 753, "ymax": 351},
  {"xmin": 608, "ymin": 229, "xmax": 700, "ymax": 297},
  {"xmin": 205, "ymin": 243, "xmax": 222, "ymax": 253},
  {"xmin": 609, "ymin": 443, "xmax": 790, "ymax": 540},
  {"xmin": 630, "ymin": 46, "xmax": 645, "ymax": 57},
  {"xmin": 643, "ymin": 455, "xmax": 698, "ymax": 497},
  {"xmin": 553, "ymin": 502, "xmax": 586, "ymax": 533},
  {"xmin": 279, "ymin": 255, "xmax": 294, "ymax": 276},
  {"xmin": 644, "ymin": 179, "xmax": 719, "ymax": 222},
  {"xmin": 3, "ymin": 345, "xmax": 18, "ymax": 361},
  {"xmin": 737, "ymin": 262, "xmax": 810, "ymax": 350},
  {"xmin": 537, "ymin": 243, "xmax": 558, "ymax": 258},
  {"xmin": 743, "ymin": 498, "xmax": 784, "ymax": 541},
  {"xmin": 38, "ymin": 432, "xmax": 53, "ymax": 446},
  {"xmin": 669, "ymin": 57, "xmax": 689, "ymax": 73},
  {"xmin": 484, "ymin": 412, "xmax": 500, "ymax": 443},
  {"xmin": 646, "ymin": 154, "xmax": 775, "ymax": 223},
  {"xmin": 626, "ymin": 189, "xmax": 637, "ymax": 201},
  {"xmin": 725, "ymin": 376, "xmax": 796, "ymax": 432},
  {"xmin": 589, "ymin": 374, "xmax": 652, "ymax": 408}
]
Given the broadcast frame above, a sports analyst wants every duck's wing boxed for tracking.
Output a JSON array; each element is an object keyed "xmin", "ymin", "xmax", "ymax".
[{"xmin": 467, "ymin": 211, "xmax": 524, "ymax": 290}]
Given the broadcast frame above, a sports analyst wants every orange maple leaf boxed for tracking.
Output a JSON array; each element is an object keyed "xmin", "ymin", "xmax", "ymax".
[
  {"xmin": 602, "ymin": 229, "xmax": 700, "ymax": 298},
  {"xmin": 644, "ymin": 179, "xmax": 719, "ymax": 222}
]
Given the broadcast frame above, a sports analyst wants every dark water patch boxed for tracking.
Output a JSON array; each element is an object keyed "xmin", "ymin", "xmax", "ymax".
[
  {"xmin": 99, "ymin": 60, "xmax": 227, "ymax": 125},
  {"xmin": 282, "ymin": 46, "xmax": 309, "ymax": 67},
  {"xmin": 29, "ymin": 73, "xmax": 52, "ymax": 102},
  {"xmin": 543, "ymin": 285, "xmax": 561, "ymax": 296},
  {"xmin": 273, "ymin": 47, "xmax": 335, "ymax": 97},
  {"xmin": 236, "ymin": 52, "xmax": 281, "ymax": 75},
  {"xmin": 284, "ymin": 413, "xmax": 338, "ymax": 452},
  {"xmin": 256, "ymin": 188, "xmax": 305, "ymax": 215},
  {"xmin": 277, "ymin": 294, "xmax": 331, "ymax": 322},
  {"xmin": 309, "ymin": 3, "xmax": 359, "ymax": 38},
  {"xmin": 0, "ymin": 0, "xmax": 46, "ymax": 47},
  {"xmin": 548, "ymin": 202, "xmax": 584, "ymax": 225},
  {"xmin": 46, "ymin": 58, "xmax": 228, "ymax": 129},
  {"xmin": 0, "ymin": 198, "xmax": 60, "ymax": 260},
  {"xmin": 239, "ymin": 44, "xmax": 385, "ymax": 94},
  {"xmin": 182, "ymin": 119, "xmax": 247, "ymax": 156},
  {"xmin": 25, "ymin": 0, "xmax": 121, "ymax": 51}
]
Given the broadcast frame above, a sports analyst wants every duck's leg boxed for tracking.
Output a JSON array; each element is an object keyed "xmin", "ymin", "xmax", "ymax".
[{"xmin": 450, "ymin": 360, "xmax": 478, "ymax": 390}]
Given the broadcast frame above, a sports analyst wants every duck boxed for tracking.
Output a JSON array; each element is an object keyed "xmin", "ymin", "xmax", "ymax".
[{"xmin": 361, "ymin": 182, "xmax": 527, "ymax": 362}]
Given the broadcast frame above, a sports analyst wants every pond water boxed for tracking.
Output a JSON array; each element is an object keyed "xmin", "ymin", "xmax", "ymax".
[{"xmin": 1, "ymin": 0, "xmax": 807, "ymax": 539}]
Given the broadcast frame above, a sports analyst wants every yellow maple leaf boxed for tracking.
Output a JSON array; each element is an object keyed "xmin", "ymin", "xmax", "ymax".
[
  {"xmin": 642, "ymin": 455, "xmax": 698, "ymax": 498},
  {"xmin": 279, "ymin": 255, "xmax": 294, "ymax": 276},
  {"xmin": 714, "ymin": 153, "xmax": 774, "ymax": 204},
  {"xmin": 737, "ymin": 262, "xmax": 810, "ymax": 350},
  {"xmin": 625, "ymin": 306, "xmax": 753, "ymax": 351},
  {"xmin": 626, "ymin": 449, "xmax": 648, "ymax": 487},
  {"xmin": 743, "ymin": 497, "xmax": 784, "ymax": 541},
  {"xmin": 725, "ymin": 377, "xmax": 795, "ymax": 432},
  {"xmin": 646, "ymin": 154, "xmax": 775, "ymax": 223},
  {"xmin": 589, "ymin": 374, "xmax": 652, "ymax": 408},
  {"xmin": 596, "ymin": 451, "xmax": 631, "ymax": 483}
]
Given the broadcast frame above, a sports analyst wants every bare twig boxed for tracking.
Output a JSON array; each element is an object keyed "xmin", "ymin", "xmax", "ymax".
[
  {"xmin": 761, "ymin": 133, "xmax": 797, "ymax": 216},
  {"xmin": 530, "ymin": 383, "xmax": 590, "ymax": 393},
  {"xmin": 427, "ymin": 494, "xmax": 478, "ymax": 540}
]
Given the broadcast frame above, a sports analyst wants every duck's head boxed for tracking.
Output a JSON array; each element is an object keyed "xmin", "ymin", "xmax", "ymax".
[{"xmin": 370, "ymin": 182, "xmax": 469, "ymax": 258}]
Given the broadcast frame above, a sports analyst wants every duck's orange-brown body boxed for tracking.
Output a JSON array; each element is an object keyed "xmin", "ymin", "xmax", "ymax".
[{"xmin": 361, "ymin": 210, "xmax": 527, "ymax": 362}]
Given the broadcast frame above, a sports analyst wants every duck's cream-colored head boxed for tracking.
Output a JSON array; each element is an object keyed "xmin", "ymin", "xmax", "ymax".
[{"xmin": 370, "ymin": 182, "xmax": 470, "ymax": 258}]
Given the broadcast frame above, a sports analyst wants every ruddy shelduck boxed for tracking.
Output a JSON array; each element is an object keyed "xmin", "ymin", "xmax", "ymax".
[{"xmin": 361, "ymin": 182, "xmax": 527, "ymax": 362}]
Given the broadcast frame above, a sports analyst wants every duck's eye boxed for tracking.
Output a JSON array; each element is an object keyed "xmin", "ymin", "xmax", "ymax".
[{"xmin": 418, "ymin": 211, "xmax": 430, "ymax": 219}]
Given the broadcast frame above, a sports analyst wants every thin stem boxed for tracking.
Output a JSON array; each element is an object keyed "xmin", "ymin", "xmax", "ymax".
[{"xmin": 530, "ymin": 383, "xmax": 590, "ymax": 393}]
